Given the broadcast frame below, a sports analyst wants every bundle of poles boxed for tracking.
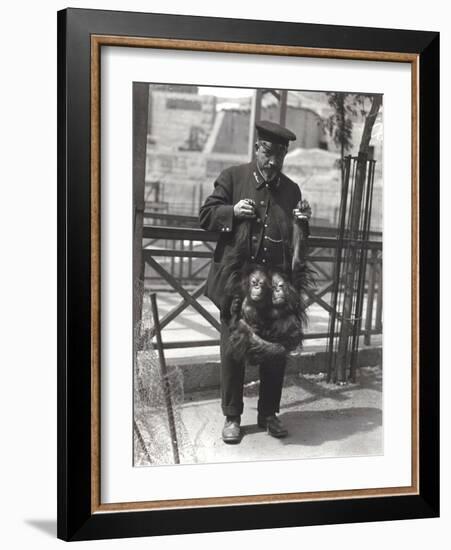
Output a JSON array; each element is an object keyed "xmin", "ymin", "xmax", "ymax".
[{"xmin": 327, "ymin": 153, "xmax": 377, "ymax": 383}]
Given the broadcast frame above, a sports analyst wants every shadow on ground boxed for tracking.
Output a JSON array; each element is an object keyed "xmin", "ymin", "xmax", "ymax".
[
  {"xmin": 25, "ymin": 519, "xmax": 57, "ymax": 538},
  {"xmin": 277, "ymin": 407, "xmax": 382, "ymax": 447}
]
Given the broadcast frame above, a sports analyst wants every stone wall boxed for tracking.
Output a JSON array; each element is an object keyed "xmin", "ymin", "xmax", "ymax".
[{"xmin": 149, "ymin": 90, "xmax": 216, "ymax": 151}]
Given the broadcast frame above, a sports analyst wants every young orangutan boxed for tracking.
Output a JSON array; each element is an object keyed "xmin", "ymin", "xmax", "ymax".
[
  {"xmin": 226, "ymin": 265, "xmax": 286, "ymax": 364},
  {"xmin": 226, "ymin": 265, "xmax": 310, "ymax": 363},
  {"xmin": 262, "ymin": 270, "xmax": 306, "ymax": 352}
]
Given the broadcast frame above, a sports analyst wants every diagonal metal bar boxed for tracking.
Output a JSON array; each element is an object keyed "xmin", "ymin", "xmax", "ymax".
[
  {"xmin": 190, "ymin": 259, "xmax": 212, "ymax": 279},
  {"xmin": 152, "ymin": 281, "xmax": 207, "ymax": 333},
  {"xmin": 308, "ymin": 247, "xmax": 322, "ymax": 257},
  {"xmin": 304, "ymin": 286, "xmax": 338, "ymax": 316},
  {"xmin": 145, "ymin": 256, "xmax": 220, "ymax": 331},
  {"xmin": 305, "ymin": 282, "xmax": 335, "ymax": 308},
  {"xmin": 308, "ymin": 259, "xmax": 331, "ymax": 280}
]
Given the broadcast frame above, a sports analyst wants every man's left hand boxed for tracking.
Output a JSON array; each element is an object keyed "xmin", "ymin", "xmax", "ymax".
[{"xmin": 293, "ymin": 199, "xmax": 312, "ymax": 222}]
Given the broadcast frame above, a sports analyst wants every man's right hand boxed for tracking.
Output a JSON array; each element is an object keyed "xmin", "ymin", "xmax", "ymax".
[{"xmin": 233, "ymin": 198, "xmax": 256, "ymax": 219}]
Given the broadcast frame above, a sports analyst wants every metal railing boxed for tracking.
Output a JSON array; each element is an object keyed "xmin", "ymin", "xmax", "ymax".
[{"xmin": 142, "ymin": 216, "xmax": 382, "ymax": 350}]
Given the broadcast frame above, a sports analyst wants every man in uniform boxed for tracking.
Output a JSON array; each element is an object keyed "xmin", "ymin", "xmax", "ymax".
[{"xmin": 199, "ymin": 120, "xmax": 311, "ymax": 443}]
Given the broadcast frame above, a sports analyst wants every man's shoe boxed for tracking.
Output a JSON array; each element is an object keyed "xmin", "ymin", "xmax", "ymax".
[
  {"xmin": 222, "ymin": 416, "xmax": 241, "ymax": 444},
  {"xmin": 257, "ymin": 414, "xmax": 288, "ymax": 438}
]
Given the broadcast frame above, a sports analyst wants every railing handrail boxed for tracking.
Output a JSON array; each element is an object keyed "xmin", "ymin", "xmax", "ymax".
[
  {"xmin": 143, "ymin": 212, "xmax": 383, "ymax": 239},
  {"xmin": 143, "ymin": 225, "xmax": 383, "ymax": 250}
]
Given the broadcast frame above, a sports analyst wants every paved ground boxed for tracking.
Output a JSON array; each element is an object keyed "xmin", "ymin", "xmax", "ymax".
[{"xmin": 135, "ymin": 366, "xmax": 382, "ymax": 466}]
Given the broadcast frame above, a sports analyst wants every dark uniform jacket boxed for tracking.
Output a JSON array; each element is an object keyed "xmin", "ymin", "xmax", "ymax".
[{"xmin": 199, "ymin": 160, "xmax": 306, "ymax": 310}]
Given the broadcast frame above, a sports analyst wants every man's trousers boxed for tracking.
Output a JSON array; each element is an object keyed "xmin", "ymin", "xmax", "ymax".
[{"xmin": 220, "ymin": 316, "xmax": 287, "ymax": 417}]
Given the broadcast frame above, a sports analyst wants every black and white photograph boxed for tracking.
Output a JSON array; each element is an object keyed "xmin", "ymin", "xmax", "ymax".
[{"xmin": 133, "ymin": 83, "xmax": 384, "ymax": 466}]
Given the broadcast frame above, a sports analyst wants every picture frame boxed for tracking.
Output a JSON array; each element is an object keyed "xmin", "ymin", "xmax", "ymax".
[{"xmin": 57, "ymin": 7, "xmax": 439, "ymax": 541}]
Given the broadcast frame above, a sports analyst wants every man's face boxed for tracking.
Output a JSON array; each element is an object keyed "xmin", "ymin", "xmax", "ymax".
[{"xmin": 255, "ymin": 139, "xmax": 288, "ymax": 182}]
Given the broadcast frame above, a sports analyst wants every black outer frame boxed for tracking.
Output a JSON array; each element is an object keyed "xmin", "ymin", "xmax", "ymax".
[{"xmin": 57, "ymin": 7, "xmax": 439, "ymax": 542}]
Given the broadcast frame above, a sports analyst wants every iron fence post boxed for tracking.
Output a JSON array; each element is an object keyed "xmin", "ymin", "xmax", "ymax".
[
  {"xmin": 375, "ymin": 259, "xmax": 383, "ymax": 331},
  {"xmin": 364, "ymin": 249, "xmax": 377, "ymax": 345}
]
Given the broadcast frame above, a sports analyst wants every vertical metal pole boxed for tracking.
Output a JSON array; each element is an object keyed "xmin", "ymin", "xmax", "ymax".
[
  {"xmin": 375, "ymin": 260, "xmax": 383, "ymax": 331},
  {"xmin": 155, "ymin": 180, "xmax": 160, "ymax": 203},
  {"xmin": 279, "ymin": 89, "xmax": 288, "ymax": 127},
  {"xmin": 191, "ymin": 184, "xmax": 196, "ymax": 216},
  {"xmin": 198, "ymin": 181, "xmax": 204, "ymax": 215},
  {"xmin": 350, "ymin": 158, "xmax": 375, "ymax": 381},
  {"xmin": 150, "ymin": 293, "xmax": 180, "ymax": 464},
  {"xmin": 188, "ymin": 240, "xmax": 193, "ymax": 281},
  {"xmin": 170, "ymin": 239, "xmax": 175, "ymax": 277},
  {"xmin": 248, "ymin": 89, "xmax": 263, "ymax": 161},
  {"xmin": 336, "ymin": 153, "xmax": 368, "ymax": 382},
  {"xmin": 179, "ymin": 239, "xmax": 185, "ymax": 281},
  {"xmin": 364, "ymin": 249, "xmax": 377, "ymax": 345},
  {"xmin": 327, "ymin": 156, "xmax": 351, "ymax": 382},
  {"xmin": 133, "ymin": 83, "xmax": 150, "ymax": 327}
]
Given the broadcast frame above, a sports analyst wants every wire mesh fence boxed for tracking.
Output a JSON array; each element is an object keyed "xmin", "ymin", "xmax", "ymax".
[{"xmin": 133, "ymin": 287, "xmax": 197, "ymax": 466}]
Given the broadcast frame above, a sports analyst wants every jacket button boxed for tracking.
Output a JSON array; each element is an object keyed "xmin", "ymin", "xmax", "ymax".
[
  {"xmin": 256, "ymin": 218, "xmax": 261, "ymax": 223},
  {"xmin": 252, "ymin": 236, "xmax": 258, "ymax": 242},
  {"xmin": 260, "ymin": 200, "xmax": 265, "ymax": 206},
  {"xmin": 251, "ymin": 256, "xmax": 255, "ymax": 260},
  {"xmin": 262, "ymin": 259, "xmax": 267, "ymax": 263}
]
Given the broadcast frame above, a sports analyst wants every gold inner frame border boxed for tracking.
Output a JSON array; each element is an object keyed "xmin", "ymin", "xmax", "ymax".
[{"xmin": 90, "ymin": 34, "xmax": 420, "ymax": 514}]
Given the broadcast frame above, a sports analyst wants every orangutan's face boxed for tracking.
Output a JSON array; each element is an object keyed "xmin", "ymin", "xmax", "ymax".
[
  {"xmin": 248, "ymin": 269, "xmax": 271, "ymax": 303},
  {"xmin": 271, "ymin": 273, "xmax": 287, "ymax": 306}
]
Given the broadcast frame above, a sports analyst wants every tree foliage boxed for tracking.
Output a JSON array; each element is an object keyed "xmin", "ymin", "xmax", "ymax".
[{"xmin": 325, "ymin": 93, "xmax": 373, "ymax": 154}]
